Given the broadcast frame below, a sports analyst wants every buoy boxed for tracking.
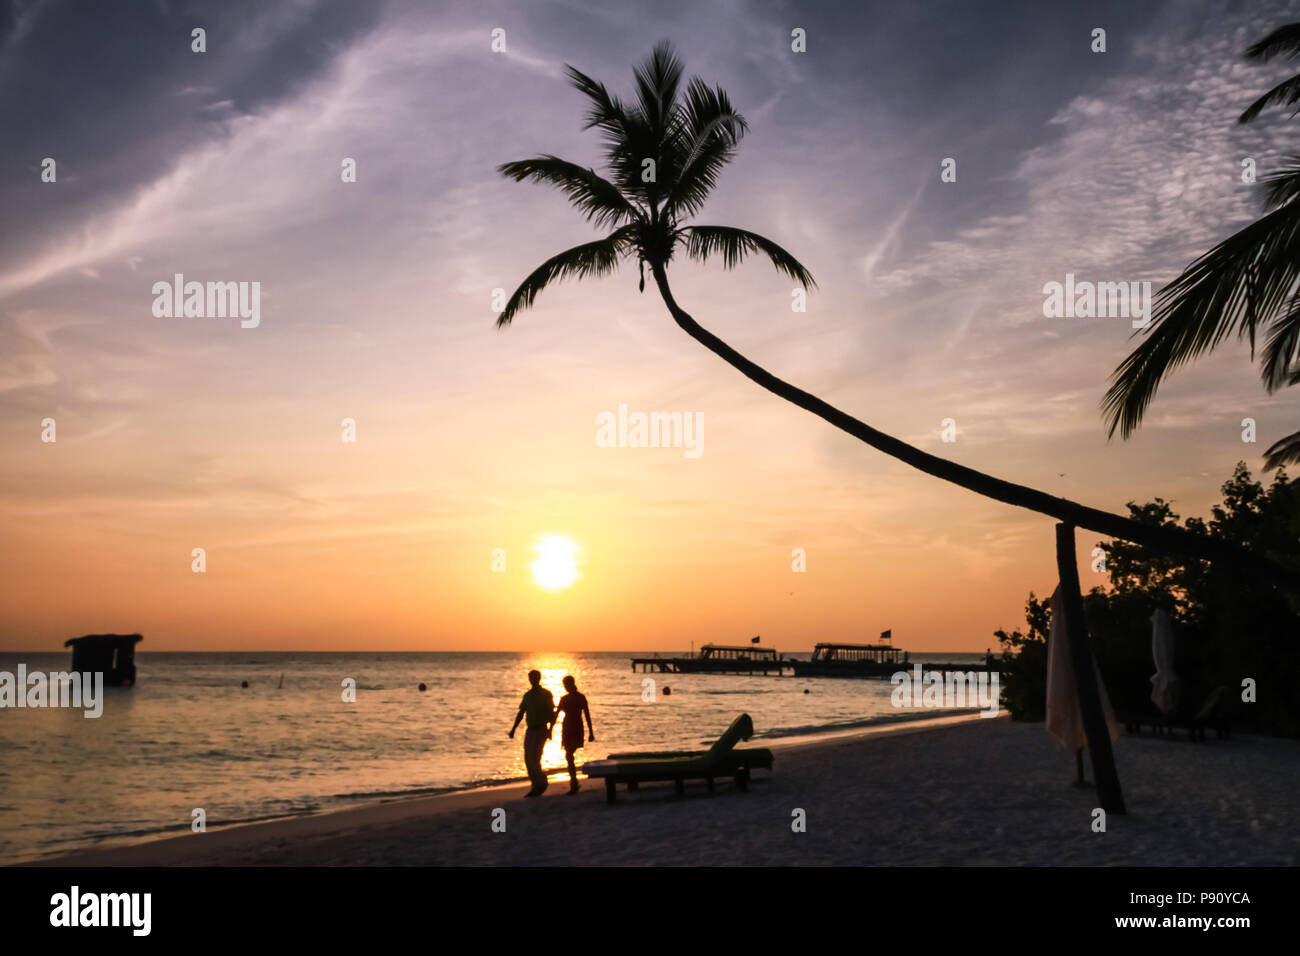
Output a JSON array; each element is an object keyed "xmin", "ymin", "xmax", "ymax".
[
  {"xmin": 418, "ymin": 683, "xmax": 427, "ymax": 692},
  {"xmin": 241, "ymin": 680, "xmax": 249, "ymax": 688}
]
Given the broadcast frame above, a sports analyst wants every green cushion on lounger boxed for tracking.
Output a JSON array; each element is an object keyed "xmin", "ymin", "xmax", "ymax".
[
  {"xmin": 582, "ymin": 713, "xmax": 770, "ymax": 779},
  {"xmin": 706, "ymin": 713, "xmax": 754, "ymax": 755}
]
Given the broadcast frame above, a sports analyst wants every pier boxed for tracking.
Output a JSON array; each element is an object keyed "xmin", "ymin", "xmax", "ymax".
[{"xmin": 631, "ymin": 645, "xmax": 1003, "ymax": 679}]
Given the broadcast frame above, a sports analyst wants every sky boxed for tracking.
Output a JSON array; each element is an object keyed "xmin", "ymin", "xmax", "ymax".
[{"xmin": 2, "ymin": 0, "xmax": 1299, "ymax": 651}]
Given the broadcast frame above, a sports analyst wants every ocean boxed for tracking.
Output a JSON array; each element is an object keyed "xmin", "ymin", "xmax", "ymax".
[{"xmin": 0, "ymin": 650, "xmax": 991, "ymax": 862}]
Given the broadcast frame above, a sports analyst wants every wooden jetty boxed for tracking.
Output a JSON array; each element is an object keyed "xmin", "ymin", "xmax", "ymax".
[
  {"xmin": 632, "ymin": 639, "xmax": 1003, "ymax": 679},
  {"xmin": 631, "ymin": 643, "xmax": 788, "ymax": 675}
]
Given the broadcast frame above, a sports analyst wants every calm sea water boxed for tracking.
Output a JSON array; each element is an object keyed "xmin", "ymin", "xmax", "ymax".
[{"xmin": 0, "ymin": 651, "xmax": 987, "ymax": 862}]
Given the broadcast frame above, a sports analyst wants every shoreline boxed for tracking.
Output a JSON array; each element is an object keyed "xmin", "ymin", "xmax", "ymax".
[
  {"xmin": 23, "ymin": 710, "xmax": 995, "ymax": 866},
  {"xmin": 25, "ymin": 711, "xmax": 1299, "ymax": 867}
]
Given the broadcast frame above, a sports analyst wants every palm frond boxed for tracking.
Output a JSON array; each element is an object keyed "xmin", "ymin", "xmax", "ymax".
[
  {"xmin": 632, "ymin": 40, "xmax": 684, "ymax": 138},
  {"xmin": 1261, "ymin": 292, "xmax": 1300, "ymax": 390},
  {"xmin": 1103, "ymin": 200, "xmax": 1300, "ymax": 437},
  {"xmin": 618, "ymin": 107, "xmax": 668, "ymax": 204},
  {"xmin": 565, "ymin": 65, "xmax": 631, "ymax": 142},
  {"xmin": 1245, "ymin": 22, "xmax": 1300, "ymax": 62},
  {"xmin": 565, "ymin": 62, "xmax": 663, "ymax": 203},
  {"xmin": 564, "ymin": 65, "xmax": 643, "ymax": 186},
  {"xmin": 1259, "ymin": 156, "xmax": 1300, "ymax": 211},
  {"xmin": 497, "ymin": 228, "xmax": 634, "ymax": 327},
  {"xmin": 665, "ymin": 78, "xmax": 748, "ymax": 218},
  {"xmin": 1263, "ymin": 427, "xmax": 1300, "ymax": 470},
  {"xmin": 1240, "ymin": 73, "xmax": 1300, "ymax": 123},
  {"xmin": 682, "ymin": 225, "xmax": 816, "ymax": 288},
  {"xmin": 497, "ymin": 155, "xmax": 642, "ymax": 228}
]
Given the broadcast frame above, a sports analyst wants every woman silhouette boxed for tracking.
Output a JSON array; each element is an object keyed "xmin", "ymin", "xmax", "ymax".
[{"xmin": 555, "ymin": 675, "xmax": 595, "ymax": 794}]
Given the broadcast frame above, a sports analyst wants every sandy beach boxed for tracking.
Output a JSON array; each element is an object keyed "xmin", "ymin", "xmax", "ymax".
[{"xmin": 28, "ymin": 715, "xmax": 1300, "ymax": 867}]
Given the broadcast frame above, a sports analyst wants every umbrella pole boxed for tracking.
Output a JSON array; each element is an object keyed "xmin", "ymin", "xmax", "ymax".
[{"xmin": 1055, "ymin": 523, "xmax": 1126, "ymax": 814}]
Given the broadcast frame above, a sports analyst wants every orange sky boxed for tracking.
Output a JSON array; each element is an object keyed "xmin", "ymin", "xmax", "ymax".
[{"xmin": 0, "ymin": 315, "xmax": 1236, "ymax": 653}]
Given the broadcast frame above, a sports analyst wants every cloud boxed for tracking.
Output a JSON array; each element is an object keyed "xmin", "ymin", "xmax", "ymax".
[
  {"xmin": 860, "ymin": 177, "xmax": 928, "ymax": 283},
  {"xmin": 873, "ymin": 17, "xmax": 1298, "ymax": 307},
  {"xmin": 0, "ymin": 310, "xmax": 60, "ymax": 392}
]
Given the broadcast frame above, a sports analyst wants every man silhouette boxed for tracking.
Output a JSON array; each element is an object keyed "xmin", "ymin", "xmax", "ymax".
[{"xmin": 508, "ymin": 670, "xmax": 554, "ymax": 797}]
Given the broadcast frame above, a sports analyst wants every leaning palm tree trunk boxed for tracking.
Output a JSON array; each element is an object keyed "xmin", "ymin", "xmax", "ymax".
[
  {"xmin": 493, "ymin": 41, "xmax": 1299, "ymax": 593},
  {"xmin": 651, "ymin": 264, "xmax": 1299, "ymax": 588}
]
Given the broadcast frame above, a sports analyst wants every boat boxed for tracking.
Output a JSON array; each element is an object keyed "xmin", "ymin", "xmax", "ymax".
[
  {"xmin": 679, "ymin": 644, "xmax": 784, "ymax": 673},
  {"xmin": 631, "ymin": 643, "xmax": 787, "ymax": 674},
  {"xmin": 789, "ymin": 641, "xmax": 905, "ymax": 678}
]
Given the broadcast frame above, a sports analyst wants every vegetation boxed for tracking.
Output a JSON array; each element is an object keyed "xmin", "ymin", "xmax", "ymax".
[{"xmin": 998, "ymin": 464, "xmax": 1300, "ymax": 736}]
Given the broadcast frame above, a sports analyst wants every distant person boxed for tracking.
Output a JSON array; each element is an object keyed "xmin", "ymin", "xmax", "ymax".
[
  {"xmin": 555, "ymin": 676, "xmax": 595, "ymax": 794},
  {"xmin": 985, "ymin": 647, "xmax": 995, "ymax": 667},
  {"xmin": 508, "ymin": 670, "xmax": 554, "ymax": 797}
]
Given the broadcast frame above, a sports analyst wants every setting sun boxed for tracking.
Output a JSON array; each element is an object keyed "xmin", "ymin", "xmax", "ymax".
[{"xmin": 531, "ymin": 535, "xmax": 581, "ymax": 590}]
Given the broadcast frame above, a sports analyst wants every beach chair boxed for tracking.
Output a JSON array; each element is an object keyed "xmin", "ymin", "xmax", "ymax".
[
  {"xmin": 1169, "ymin": 686, "xmax": 1231, "ymax": 741},
  {"xmin": 1121, "ymin": 698, "xmax": 1171, "ymax": 736},
  {"xmin": 1122, "ymin": 686, "xmax": 1231, "ymax": 742},
  {"xmin": 582, "ymin": 713, "xmax": 774, "ymax": 804}
]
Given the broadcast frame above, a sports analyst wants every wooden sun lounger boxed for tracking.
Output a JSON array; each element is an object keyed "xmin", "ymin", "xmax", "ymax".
[
  {"xmin": 1174, "ymin": 686, "xmax": 1231, "ymax": 741},
  {"xmin": 582, "ymin": 713, "xmax": 773, "ymax": 803},
  {"xmin": 1122, "ymin": 685, "xmax": 1231, "ymax": 741}
]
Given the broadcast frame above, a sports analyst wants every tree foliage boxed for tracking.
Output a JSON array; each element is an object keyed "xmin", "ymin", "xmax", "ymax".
[{"xmin": 998, "ymin": 464, "xmax": 1300, "ymax": 736}]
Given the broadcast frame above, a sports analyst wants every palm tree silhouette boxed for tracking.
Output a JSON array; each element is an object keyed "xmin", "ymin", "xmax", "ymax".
[
  {"xmin": 497, "ymin": 42, "xmax": 1295, "ymax": 583},
  {"xmin": 1104, "ymin": 23, "xmax": 1300, "ymax": 470}
]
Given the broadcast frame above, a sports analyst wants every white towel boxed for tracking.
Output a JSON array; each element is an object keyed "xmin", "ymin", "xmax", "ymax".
[
  {"xmin": 1045, "ymin": 585, "xmax": 1121, "ymax": 752},
  {"xmin": 1149, "ymin": 607, "xmax": 1179, "ymax": 714}
]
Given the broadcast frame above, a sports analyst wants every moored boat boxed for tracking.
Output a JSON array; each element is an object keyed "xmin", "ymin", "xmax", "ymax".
[
  {"xmin": 631, "ymin": 642, "xmax": 787, "ymax": 674},
  {"xmin": 677, "ymin": 644, "xmax": 783, "ymax": 673},
  {"xmin": 789, "ymin": 641, "xmax": 904, "ymax": 678}
]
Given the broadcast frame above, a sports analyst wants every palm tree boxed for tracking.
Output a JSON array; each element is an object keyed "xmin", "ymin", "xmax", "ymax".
[
  {"xmin": 497, "ymin": 42, "xmax": 1296, "ymax": 584},
  {"xmin": 1104, "ymin": 23, "xmax": 1300, "ymax": 471}
]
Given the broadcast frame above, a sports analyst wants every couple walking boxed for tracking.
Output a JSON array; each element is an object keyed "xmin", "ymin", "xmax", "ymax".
[{"xmin": 508, "ymin": 670, "xmax": 595, "ymax": 796}]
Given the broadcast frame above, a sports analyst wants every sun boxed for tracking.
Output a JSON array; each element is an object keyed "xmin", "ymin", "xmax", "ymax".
[{"xmin": 531, "ymin": 535, "xmax": 580, "ymax": 590}]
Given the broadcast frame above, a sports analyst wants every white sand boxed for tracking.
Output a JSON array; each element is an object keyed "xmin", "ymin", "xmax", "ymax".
[{"xmin": 28, "ymin": 715, "xmax": 1300, "ymax": 866}]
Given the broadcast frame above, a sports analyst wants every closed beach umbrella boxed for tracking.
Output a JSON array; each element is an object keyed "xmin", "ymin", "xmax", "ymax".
[
  {"xmin": 1045, "ymin": 586, "xmax": 1121, "ymax": 752},
  {"xmin": 1149, "ymin": 607, "xmax": 1179, "ymax": 714}
]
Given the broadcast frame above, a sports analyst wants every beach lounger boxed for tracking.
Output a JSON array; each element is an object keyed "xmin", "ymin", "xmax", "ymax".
[
  {"xmin": 1122, "ymin": 686, "xmax": 1231, "ymax": 741},
  {"xmin": 1172, "ymin": 686, "xmax": 1231, "ymax": 741},
  {"xmin": 582, "ymin": 713, "xmax": 773, "ymax": 803}
]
